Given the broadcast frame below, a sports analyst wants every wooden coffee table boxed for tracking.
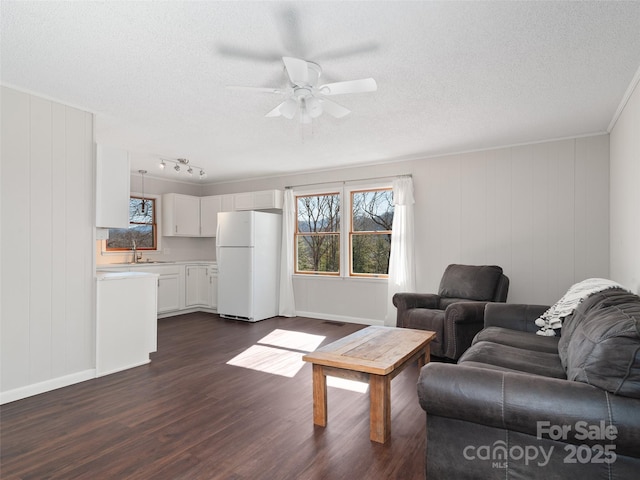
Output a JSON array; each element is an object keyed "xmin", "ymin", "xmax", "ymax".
[{"xmin": 302, "ymin": 326, "xmax": 436, "ymax": 443}]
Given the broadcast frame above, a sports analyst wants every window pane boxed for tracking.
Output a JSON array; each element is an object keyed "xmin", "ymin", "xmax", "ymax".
[
  {"xmin": 129, "ymin": 198, "xmax": 153, "ymax": 224},
  {"xmin": 351, "ymin": 233, "xmax": 391, "ymax": 275},
  {"xmin": 352, "ymin": 190, "xmax": 394, "ymax": 232},
  {"xmin": 106, "ymin": 197, "xmax": 156, "ymax": 250},
  {"xmin": 297, "ymin": 234, "xmax": 340, "ymax": 273},
  {"xmin": 107, "ymin": 225, "xmax": 154, "ymax": 249},
  {"xmin": 297, "ymin": 194, "xmax": 340, "ymax": 233}
]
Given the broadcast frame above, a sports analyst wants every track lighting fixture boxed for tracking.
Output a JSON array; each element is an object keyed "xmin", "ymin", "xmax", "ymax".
[{"xmin": 159, "ymin": 157, "xmax": 207, "ymax": 180}]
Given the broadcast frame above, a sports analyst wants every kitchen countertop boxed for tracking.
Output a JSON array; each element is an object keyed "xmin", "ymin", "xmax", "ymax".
[{"xmin": 96, "ymin": 260, "xmax": 216, "ymax": 270}]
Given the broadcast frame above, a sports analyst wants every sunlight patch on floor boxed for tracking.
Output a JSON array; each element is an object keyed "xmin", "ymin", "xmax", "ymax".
[
  {"xmin": 227, "ymin": 345, "xmax": 305, "ymax": 378},
  {"xmin": 258, "ymin": 329, "xmax": 326, "ymax": 352},
  {"xmin": 226, "ymin": 329, "xmax": 326, "ymax": 378}
]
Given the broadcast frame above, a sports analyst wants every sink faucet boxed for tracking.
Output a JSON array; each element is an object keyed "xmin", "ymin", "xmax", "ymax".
[{"xmin": 132, "ymin": 240, "xmax": 138, "ymax": 263}]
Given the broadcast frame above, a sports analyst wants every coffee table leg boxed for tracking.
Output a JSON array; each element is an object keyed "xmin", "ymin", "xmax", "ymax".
[
  {"xmin": 369, "ymin": 374, "xmax": 391, "ymax": 443},
  {"xmin": 418, "ymin": 343, "xmax": 431, "ymax": 369},
  {"xmin": 312, "ymin": 364, "xmax": 327, "ymax": 427}
]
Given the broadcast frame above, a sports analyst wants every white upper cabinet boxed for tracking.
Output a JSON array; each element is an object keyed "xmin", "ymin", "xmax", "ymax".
[
  {"xmin": 200, "ymin": 195, "xmax": 222, "ymax": 237},
  {"xmin": 234, "ymin": 189, "xmax": 283, "ymax": 211},
  {"xmin": 162, "ymin": 193, "xmax": 201, "ymax": 236},
  {"xmin": 162, "ymin": 190, "xmax": 282, "ymax": 237},
  {"xmin": 96, "ymin": 145, "xmax": 130, "ymax": 228}
]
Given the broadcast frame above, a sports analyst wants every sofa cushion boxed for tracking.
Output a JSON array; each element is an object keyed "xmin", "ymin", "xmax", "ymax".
[
  {"xmin": 459, "ymin": 341, "xmax": 566, "ymax": 378},
  {"xmin": 561, "ymin": 291, "xmax": 640, "ymax": 398},
  {"xmin": 438, "ymin": 264, "xmax": 503, "ymax": 301},
  {"xmin": 473, "ymin": 326, "xmax": 560, "ymax": 354}
]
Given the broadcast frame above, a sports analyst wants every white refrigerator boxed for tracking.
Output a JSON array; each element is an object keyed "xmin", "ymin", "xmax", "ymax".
[{"xmin": 216, "ymin": 210, "xmax": 282, "ymax": 322}]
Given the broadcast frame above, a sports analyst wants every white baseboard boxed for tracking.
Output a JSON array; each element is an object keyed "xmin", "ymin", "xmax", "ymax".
[
  {"xmin": 0, "ymin": 369, "xmax": 96, "ymax": 405},
  {"xmin": 295, "ymin": 311, "xmax": 385, "ymax": 326}
]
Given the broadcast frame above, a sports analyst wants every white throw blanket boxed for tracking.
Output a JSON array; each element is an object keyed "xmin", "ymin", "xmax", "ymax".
[{"xmin": 535, "ymin": 278, "xmax": 631, "ymax": 336}]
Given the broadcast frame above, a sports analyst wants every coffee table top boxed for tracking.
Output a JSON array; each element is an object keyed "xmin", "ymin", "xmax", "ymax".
[{"xmin": 302, "ymin": 326, "xmax": 436, "ymax": 376}]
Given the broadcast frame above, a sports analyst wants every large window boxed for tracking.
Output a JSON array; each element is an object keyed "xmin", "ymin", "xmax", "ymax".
[
  {"xmin": 350, "ymin": 189, "xmax": 394, "ymax": 276},
  {"xmin": 106, "ymin": 196, "xmax": 157, "ymax": 251},
  {"xmin": 295, "ymin": 193, "xmax": 340, "ymax": 274},
  {"xmin": 295, "ymin": 186, "xmax": 394, "ymax": 277}
]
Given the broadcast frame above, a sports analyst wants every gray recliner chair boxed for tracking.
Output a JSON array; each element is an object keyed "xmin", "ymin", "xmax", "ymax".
[{"xmin": 392, "ymin": 264, "xmax": 509, "ymax": 360}]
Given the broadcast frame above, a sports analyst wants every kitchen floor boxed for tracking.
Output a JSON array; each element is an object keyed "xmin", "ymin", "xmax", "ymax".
[{"xmin": 1, "ymin": 313, "xmax": 426, "ymax": 479}]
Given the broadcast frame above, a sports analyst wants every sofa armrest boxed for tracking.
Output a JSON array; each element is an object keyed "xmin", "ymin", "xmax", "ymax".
[
  {"xmin": 442, "ymin": 302, "xmax": 487, "ymax": 359},
  {"xmin": 418, "ymin": 363, "xmax": 640, "ymax": 456},
  {"xmin": 392, "ymin": 292, "xmax": 440, "ymax": 310},
  {"xmin": 484, "ymin": 303, "xmax": 549, "ymax": 333}
]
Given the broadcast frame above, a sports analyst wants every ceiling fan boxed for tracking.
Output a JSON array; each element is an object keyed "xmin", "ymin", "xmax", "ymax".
[{"xmin": 227, "ymin": 57, "xmax": 377, "ymax": 123}]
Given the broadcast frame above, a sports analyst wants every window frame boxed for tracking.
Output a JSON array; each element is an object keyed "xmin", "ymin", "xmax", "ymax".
[
  {"xmin": 102, "ymin": 193, "xmax": 161, "ymax": 254},
  {"xmin": 294, "ymin": 191, "xmax": 341, "ymax": 276},
  {"xmin": 348, "ymin": 187, "xmax": 394, "ymax": 278},
  {"xmin": 293, "ymin": 182, "xmax": 394, "ymax": 279}
]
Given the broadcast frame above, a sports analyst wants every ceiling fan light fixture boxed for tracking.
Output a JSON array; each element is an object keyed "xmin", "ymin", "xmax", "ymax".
[
  {"xmin": 281, "ymin": 98, "xmax": 298, "ymax": 119},
  {"xmin": 305, "ymin": 96, "xmax": 322, "ymax": 118}
]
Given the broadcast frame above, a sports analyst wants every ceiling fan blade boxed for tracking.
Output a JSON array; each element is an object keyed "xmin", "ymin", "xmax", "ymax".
[
  {"xmin": 320, "ymin": 78, "xmax": 377, "ymax": 95},
  {"xmin": 319, "ymin": 98, "xmax": 351, "ymax": 118},
  {"xmin": 226, "ymin": 86, "xmax": 283, "ymax": 94},
  {"xmin": 216, "ymin": 44, "xmax": 282, "ymax": 63},
  {"xmin": 265, "ymin": 103, "xmax": 284, "ymax": 117},
  {"xmin": 311, "ymin": 41, "xmax": 380, "ymax": 62},
  {"xmin": 282, "ymin": 57, "xmax": 308, "ymax": 85}
]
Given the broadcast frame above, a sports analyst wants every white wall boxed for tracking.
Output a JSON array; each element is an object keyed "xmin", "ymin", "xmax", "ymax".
[
  {"xmin": 610, "ymin": 78, "xmax": 640, "ymax": 294},
  {"xmin": 1, "ymin": 87, "xmax": 95, "ymax": 403},
  {"xmin": 204, "ymin": 135, "xmax": 610, "ymax": 323}
]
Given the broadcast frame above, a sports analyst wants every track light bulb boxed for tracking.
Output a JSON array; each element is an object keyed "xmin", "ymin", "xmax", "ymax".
[
  {"xmin": 159, "ymin": 160, "xmax": 166, "ymax": 170},
  {"xmin": 174, "ymin": 164, "xmax": 180, "ymax": 172}
]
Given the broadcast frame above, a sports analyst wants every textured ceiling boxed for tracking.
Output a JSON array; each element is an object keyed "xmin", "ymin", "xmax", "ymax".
[{"xmin": 2, "ymin": 1, "xmax": 640, "ymax": 183}]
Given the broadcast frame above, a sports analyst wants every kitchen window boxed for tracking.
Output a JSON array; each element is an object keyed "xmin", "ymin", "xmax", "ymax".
[
  {"xmin": 105, "ymin": 196, "xmax": 158, "ymax": 251},
  {"xmin": 294, "ymin": 185, "xmax": 394, "ymax": 277}
]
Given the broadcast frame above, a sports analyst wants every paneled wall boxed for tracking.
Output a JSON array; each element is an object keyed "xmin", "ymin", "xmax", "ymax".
[
  {"xmin": 204, "ymin": 135, "xmax": 610, "ymax": 323},
  {"xmin": 1, "ymin": 87, "xmax": 95, "ymax": 402},
  {"xmin": 610, "ymin": 78, "xmax": 640, "ymax": 294}
]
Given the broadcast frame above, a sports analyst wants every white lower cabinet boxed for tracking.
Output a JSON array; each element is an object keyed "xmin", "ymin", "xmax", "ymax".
[
  {"xmin": 185, "ymin": 264, "xmax": 218, "ymax": 309},
  {"xmin": 185, "ymin": 265, "xmax": 210, "ymax": 307},
  {"xmin": 209, "ymin": 268, "xmax": 218, "ymax": 310},
  {"xmin": 98, "ymin": 263, "xmax": 217, "ymax": 317},
  {"xmin": 157, "ymin": 272, "xmax": 181, "ymax": 313}
]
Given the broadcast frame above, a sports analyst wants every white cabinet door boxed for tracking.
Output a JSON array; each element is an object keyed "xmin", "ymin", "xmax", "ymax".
[
  {"xmin": 157, "ymin": 273, "xmax": 181, "ymax": 313},
  {"xmin": 233, "ymin": 189, "xmax": 283, "ymax": 211},
  {"xmin": 162, "ymin": 193, "xmax": 201, "ymax": 236},
  {"xmin": 200, "ymin": 196, "xmax": 222, "ymax": 237},
  {"xmin": 185, "ymin": 265, "xmax": 209, "ymax": 307},
  {"xmin": 233, "ymin": 192, "xmax": 254, "ymax": 211},
  {"xmin": 96, "ymin": 145, "xmax": 130, "ymax": 228},
  {"xmin": 208, "ymin": 269, "xmax": 218, "ymax": 309}
]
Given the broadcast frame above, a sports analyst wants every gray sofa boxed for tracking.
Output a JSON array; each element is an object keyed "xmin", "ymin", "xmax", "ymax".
[{"xmin": 417, "ymin": 287, "xmax": 640, "ymax": 479}]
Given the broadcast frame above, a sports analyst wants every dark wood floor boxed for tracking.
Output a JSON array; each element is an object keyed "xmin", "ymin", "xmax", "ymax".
[{"xmin": 1, "ymin": 313, "xmax": 426, "ymax": 479}]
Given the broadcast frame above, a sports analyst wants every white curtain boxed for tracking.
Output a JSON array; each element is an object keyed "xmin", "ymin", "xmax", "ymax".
[
  {"xmin": 386, "ymin": 176, "xmax": 416, "ymax": 325},
  {"xmin": 278, "ymin": 188, "xmax": 296, "ymax": 316}
]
